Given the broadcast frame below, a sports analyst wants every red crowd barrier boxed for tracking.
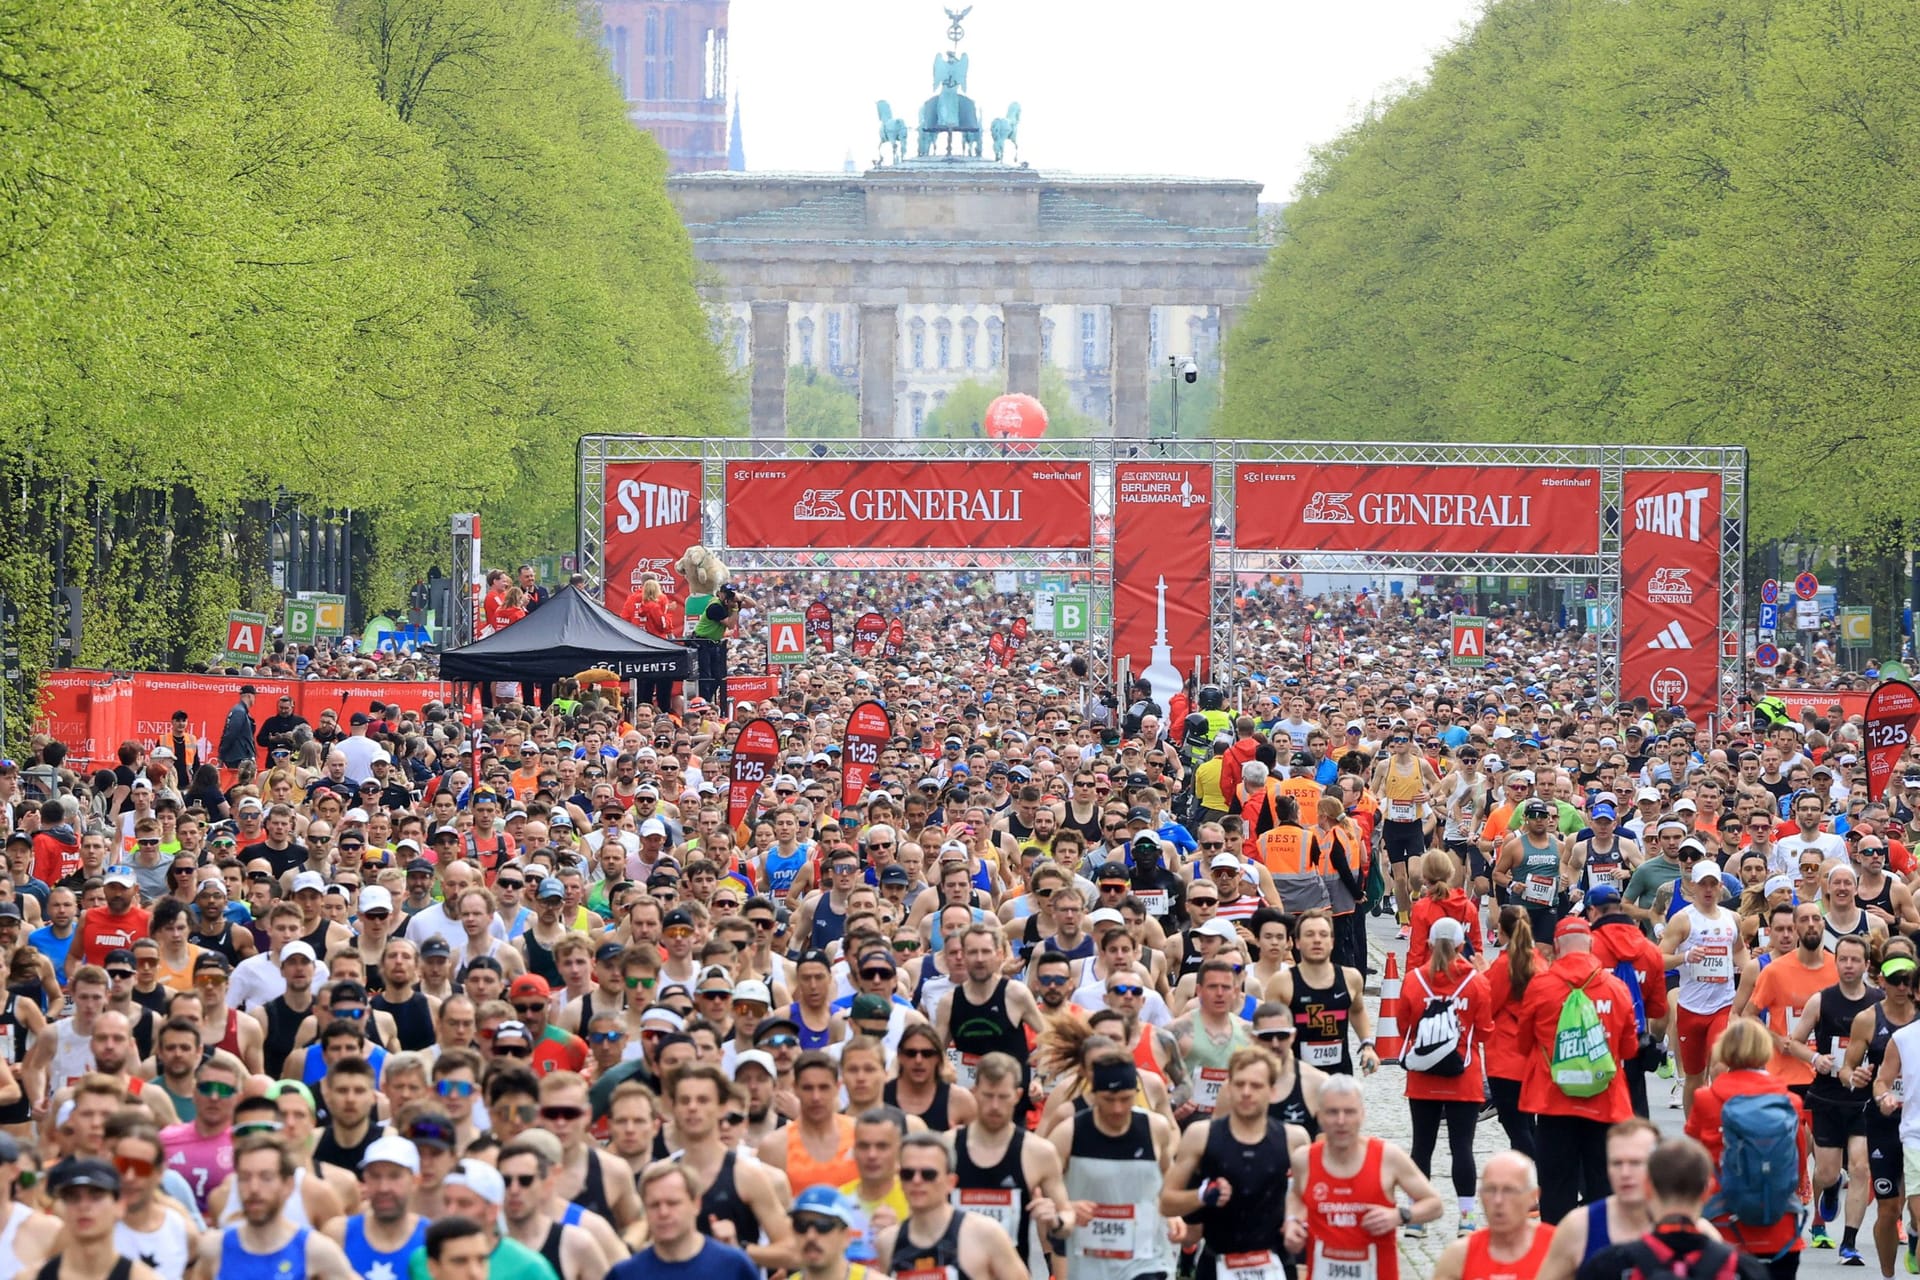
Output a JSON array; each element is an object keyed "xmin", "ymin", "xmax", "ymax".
[
  {"xmin": 1765, "ymin": 688, "xmax": 1868, "ymax": 723},
  {"xmin": 34, "ymin": 671, "xmax": 453, "ymax": 771}
]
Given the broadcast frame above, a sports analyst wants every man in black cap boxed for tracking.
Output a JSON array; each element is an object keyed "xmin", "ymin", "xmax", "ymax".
[
  {"xmin": 39, "ymin": 1157, "xmax": 158, "ymax": 1280},
  {"xmin": 218, "ymin": 686, "xmax": 257, "ymax": 771}
]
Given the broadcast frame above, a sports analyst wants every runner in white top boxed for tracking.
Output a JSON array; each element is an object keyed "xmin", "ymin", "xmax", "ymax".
[
  {"xmin": 1659, "ymin": 861, "xmax": 1748, "ymax": 1119},
  {"xmin": 1772, "ymin": 790, "xmax": 1846, "ymax": 876}
]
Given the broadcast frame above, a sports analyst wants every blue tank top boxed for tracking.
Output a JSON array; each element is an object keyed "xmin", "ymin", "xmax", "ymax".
[
  {"xmin": 765, "ymin": 844, "xmax": 809, "ymax": 901},
  {"xmin": 1582, "ymin": 1199, "xmax": 1612, "ymax": 1261},
  {"xmin": 788, "ymin": 1001, "xmax": 834, "ymax": 1051},
  {"xmin": 222, "ymin": 1225, "xmax": 310, "ymax": 1280},
  {"xmin": 343, "ymin": 1215, "xmax": 426, "ymax": 1278},
  {"xmin": 810, "ymin": 893, "xmax": 847, "ymax": 950}
]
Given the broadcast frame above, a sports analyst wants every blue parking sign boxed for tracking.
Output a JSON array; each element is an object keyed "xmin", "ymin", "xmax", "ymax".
[{"xmin": 1757, "ymin": 603, "xmax": 1778, "ymax": 632}]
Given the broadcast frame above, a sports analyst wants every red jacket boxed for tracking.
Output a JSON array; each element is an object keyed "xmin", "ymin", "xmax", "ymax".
[
  {"xmin": 32, "ymin": 827, "xmax": 79, "ymax": 888},
  {"xmin": 1407, "ymin": 889, "xmax": 1486, "ymax": 972},
  {"xmin": 1218, "ymin": 737, "xmax": 1261, "ymax": 811},
  {"xmin": 1685, "ymin": 1068, "xmax": 1805, "ymax": 1257},
  {"xmin": 1589, "ymin": 914, "xmax": 1670, "ymax": 1026},
  {"xmin": 1397, "ymin": 957, "xmax": 1492, "ymax": 1102},
  {"xmin": 1513, "ymin": 950, "xmax": 1639, "ymax": 1122},
  {"xmin": 1481, "ymin": 946, "xmax": 1551, "ymax": 1081}
]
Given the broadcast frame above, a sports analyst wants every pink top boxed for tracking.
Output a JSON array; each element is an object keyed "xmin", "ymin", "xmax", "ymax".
[{"xmin": 161, "ymin": 1121, "xmax": 232, "ymax": 1214}]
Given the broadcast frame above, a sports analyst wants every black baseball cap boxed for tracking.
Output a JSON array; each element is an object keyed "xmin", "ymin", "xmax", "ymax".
[{"xmin": 46, "ymin": 1158, "xmax": 120, "ymax": 1196}]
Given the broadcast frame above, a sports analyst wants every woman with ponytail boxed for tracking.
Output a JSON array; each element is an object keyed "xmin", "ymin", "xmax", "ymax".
[
  {"xmin": 1481, "ymin": 903, "xmax": 1546, "ymax": 1158},
  {"xmin": 1407, "ymin": 848, "xmax": 1484, "ymax": 972}
]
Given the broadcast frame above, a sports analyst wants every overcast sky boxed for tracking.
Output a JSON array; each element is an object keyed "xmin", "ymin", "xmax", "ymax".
[{"xmin": 727, "ymin": 0, "xmax": 1489, "ymax": 198}]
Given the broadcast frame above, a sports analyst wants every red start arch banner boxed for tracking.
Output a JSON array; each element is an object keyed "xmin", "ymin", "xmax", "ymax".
[
  {"xmin": 1234, "ymin": 463, "xmax": 1602, "ymax": 556},
  {"xmin": 722, "ymin": 459, "xmax": 1092, "ymax": 549}
]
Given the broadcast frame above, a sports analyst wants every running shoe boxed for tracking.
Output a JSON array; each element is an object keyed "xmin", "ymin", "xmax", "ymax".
[
  {"xmin": 1837, "ymin": 1243, "xmax": 1865, "ymax": 1266},
  {"xmin": 1401, "ymin": 1222, "xmax": 1426, "ymax": 1239},
  {"xmin": 1655, "ymin": 1056, "xmax": 1673, "ymax": 1080},
  {"xmin": 1456, "ymin": 1211, "xmax": 1480, "ymax": 1236},
  {"xmin": 1397, "ymin": 925, "xmax": 1412, "ymax": 941},
  {"xmin": 1808, "ymin": 1221, "xmax": 1834, "ymax": 1249},
  {"xmin": 1818, "ymin": 1179, "xmax": 1842, "ymax": 1225},
  {"xmin": 1906, "ymin": 1228, "xmax": 1918, "ymax": 1273}
]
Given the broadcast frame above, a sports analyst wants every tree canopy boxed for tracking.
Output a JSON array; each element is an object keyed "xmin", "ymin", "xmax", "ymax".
[
  {"xmin": 1220, "ymin": 0, "xmax": 1920, "ymax": 543},
  {"xmin": 0, "ymin": 0, "xmax": 732, "ymax": 689}
]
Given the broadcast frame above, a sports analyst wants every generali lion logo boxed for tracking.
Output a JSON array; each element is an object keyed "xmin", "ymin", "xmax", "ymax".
[
  {"xmin": 1646, "ymin": 567, "xmax": 1694, "ymax": 604},
  {"xmin": 626, "ymin": 559, "xmax": 681, "ymax": 593},
  {"xmin": 793, "ymin": 489, "xmax": 847, "ymax": 521},
  {"xmin": 1301, "ymin": 491, "xmax": 1354, "ymax": 524}
]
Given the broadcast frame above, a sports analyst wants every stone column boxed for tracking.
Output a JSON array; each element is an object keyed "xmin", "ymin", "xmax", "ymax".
[
  {"xmin": 1111, "ymin": 304, "xmax": 1152, "ymax": 438},
  {"xmin": 1215, "ymin": 303, "xmax": 1241, "ymax": 371},
  {"xmin": 749, "ymin": 301, "xmax": 788, "ymax": 438},
  {"xmin": 1003, "ymin": 302, "xmax": 1042, "ymax": 399},
  {"xmin": 858, "ymin": 304, "xmax": 898, "ymax": 438}
]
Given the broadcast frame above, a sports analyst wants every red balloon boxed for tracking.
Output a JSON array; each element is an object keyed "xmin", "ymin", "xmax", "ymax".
[{"xmin": 984, "ymin": 393, "xmax": 1048, "ymax": 440}]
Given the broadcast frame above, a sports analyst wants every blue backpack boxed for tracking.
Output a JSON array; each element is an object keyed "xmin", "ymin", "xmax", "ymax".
[{"xmin": 1704, "ymin": 1092, "xmax": 1803, "ymax": 1259}]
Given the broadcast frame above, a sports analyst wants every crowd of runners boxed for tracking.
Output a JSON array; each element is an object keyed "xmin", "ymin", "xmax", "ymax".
[{"xmin": 0, "ymin": 570, "xmax": 1903, "ymax": 1280}]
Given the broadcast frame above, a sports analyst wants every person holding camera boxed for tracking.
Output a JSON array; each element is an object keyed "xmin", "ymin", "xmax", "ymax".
[{"xmin": 690, "ymin": 584, "xmax": 748, "ymax": 714}]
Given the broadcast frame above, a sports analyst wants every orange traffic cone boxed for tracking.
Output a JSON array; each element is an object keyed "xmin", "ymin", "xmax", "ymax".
[{"xmin": 1375, "ymin": 950, "xmax": 1404, "ymax": 1065}]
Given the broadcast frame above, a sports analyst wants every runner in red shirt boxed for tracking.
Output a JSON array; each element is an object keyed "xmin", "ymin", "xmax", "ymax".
[
  {"xmin": 69, "ymin": 865, "xmax": 152, "ymax": 977},
  {"xmin": 1283, "ymin": 1077, "xmax": 1443, "ymax": 1280},
  {"xmin": 1431, "ymin": 1151, "xmax": 1554, "ymax": 1280},
  {"xmin": 1397, "ymin": 918, "xmax": 1494, "ymax": 1231},
  {"xmin": 1684, "ymin": 1016, "xmax": 1807, "ymax": 1262}
]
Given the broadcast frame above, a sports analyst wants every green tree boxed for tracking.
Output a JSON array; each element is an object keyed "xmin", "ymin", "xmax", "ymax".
[
  {"xmin": 923, "ymin": 377, "xmax": 1005, "ymax": 438},
  {"xmin": 1220, "ymin": 0, "xmax": 1920, "ymax": 544},
  {"xmin": 786, "ymin": 367, "xmax": 860, "ymax": 438}
]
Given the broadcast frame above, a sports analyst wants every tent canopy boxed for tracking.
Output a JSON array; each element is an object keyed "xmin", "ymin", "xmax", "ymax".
[{"xmin": 438, "ymin": 586, "xmax": 692, "ymax": 682}]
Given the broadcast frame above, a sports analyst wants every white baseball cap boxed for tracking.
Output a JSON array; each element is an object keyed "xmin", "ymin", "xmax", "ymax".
[
  {"xmin": 1208, "ymin": 852, "xmax": 1243, "ymax": 871},
  {"xmin": 1195, "ymin": 918, "xmax": 1239, "ymax": 941},
  {"xmin": 359, "ymin": 885, "xmax": 393, "ymax": 913},
  {"xmin": 278, "ymin": 940, "xmax": 318, "ymax": 965},
  {"xmin": 292, "ymin": 871, "xmax": 326, "ymax": 894},
  {"xmin": 359, "ymin": 1134, "xmax": 420, "ymax": 1174},
  {"xmin": 443, "ymin": 1159, "xmax": 504, "ymax": 1206}
]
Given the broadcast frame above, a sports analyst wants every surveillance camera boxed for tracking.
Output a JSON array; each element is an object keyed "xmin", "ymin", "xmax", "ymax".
[{"xmin": 1180, "ymin": 358, "xmax": 1199, "ymax": 385}]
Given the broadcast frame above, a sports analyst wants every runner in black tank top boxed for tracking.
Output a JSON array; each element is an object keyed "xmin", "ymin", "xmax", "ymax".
[
  {"xmin": 1192, "ymin": 1112, "xmax": 1293, "ymax": 1280},
  {"xmin": 1859, "ymin": 873, "xmax": 1897, "ymax": 921},
  {"xmin": 262, "ymin": 994, "xmax": 308, "ymax": 1078},
  {"xmin": 954, "ymin": 1125, "xmax": 1033, "ymax": 1261},
  {"xmin": 0, "ymin": 995, "xmax": 30, "ymax": 1126},
  {"xmin": 684, "ymin": 1150, "xmax": 762, "ymax": 1246},
  {"xmin": 883, "ymin": 1078, "xmax": 954, "ymax": 1131},
  {"xmin": 314, "ymin": 1119, "xmax": 386, "ymax": 1174},
  {"xmin": 540, "ymin": 1221, "xmax": 568, "ymax": 1276},
  {"xmin": 893, "ymin": 1207, "xmax": 978, "ymax": 1280},
  {"xmin": 1268, "ymin": 1065, "xmax": 1319, "ymax": 1140},
  {"xmin": 947, "ymin": 979, "xmax": 1032, "ymax": 1117},
  {"xmin": 571, "ymin": 1148, "xmax": 615, "ymax": 1224},
  {"xmin": 1288, "ymin": 966, "xmax": 1354, "ymax": 1075},
  {"xmin": 1863, "ymin": 995, "xmax": 1916, "ymax": 1209},
  {"xmin": 35, "ymin": 1260, "xmax": 132, "ymax": 1280},
  {"xmin": 523, "ymin": 931, "xmax": 562, "ymax": 986},
  {"xmin": 191, "ymin": 920, "xmax": 246, "ymax": 967},
  {"xmin": 372, "ymin": 989, "xmax": 434, "ymax": 1052}
]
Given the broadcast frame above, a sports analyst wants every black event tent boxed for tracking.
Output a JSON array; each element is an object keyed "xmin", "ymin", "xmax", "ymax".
[{"xmin": 438, "ymin": 585, "xmax": 692, "ymax": 682}]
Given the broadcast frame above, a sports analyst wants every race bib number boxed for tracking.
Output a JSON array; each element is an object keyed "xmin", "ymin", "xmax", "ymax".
[
  {"xmin": 1894, "ymin": 1078, "xmax": 1906, "ymax": 1103},
  {"xmin": 1193, "ymin": 1067, "xmax": 1229, "ymax": 1115},
  {"xmin": 1309, "ymin": 1244, "xmax": 1375, "ymax": 1280},
  {"xmin": 948, "ymin": 1050, "xmax": 980, "ymax": 1090},
  {"xmin": 1694, "ymin": 945, "xmax": 1732, "ymax": 981},
  {"xmin": 955, "ymin": 1188, "xmax": 1021, "ymax": 1239},
  {"xmin": 1301, "ymin": 1040, "xmax": 1345, "ymax": 1068},
  {"xmin": 1834, "ymin": 1035, "xmax": 1851, "ymax": 1055},
  {"xmin": 1221, "ymin": 1251, "xmax": 1285, "ymax": 1280},
  {"xmin": 1077, "ymin": 1205, "xmax": 1137, "ymax": 1260},
  {"xmin": 1524, "ymin": 874, "xmax": 1556, "ymax": 906},
  {"xmin": 1387, "ymin": 801, "xmax": 1418, "ymax": 823},
  {"xmin": 1787, "ymin": 1006, "xmax": 1815, "ymax": 1045},
  {"xmin": 0, "ymin": 1032, "xmax": 13, "ymax": 1065},
  {"xmin": 1136, "ymin": 889, "xmax": 1169, "ymax": 916}
]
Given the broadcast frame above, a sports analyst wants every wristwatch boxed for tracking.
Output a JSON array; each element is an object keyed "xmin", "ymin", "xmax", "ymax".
[{"xmin": 1399, "ymin": 1206, "xmax": 1413, "ymax": 1227}]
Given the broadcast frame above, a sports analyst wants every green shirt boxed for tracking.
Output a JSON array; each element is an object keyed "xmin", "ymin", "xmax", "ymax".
[
  {"xmin": 409, "ymin": 1235, "xmax": 558, "ymax": 1280},
  {"xmin": 1624, "ymin": 854, "xmax": 1681, "ymax": 909}
]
